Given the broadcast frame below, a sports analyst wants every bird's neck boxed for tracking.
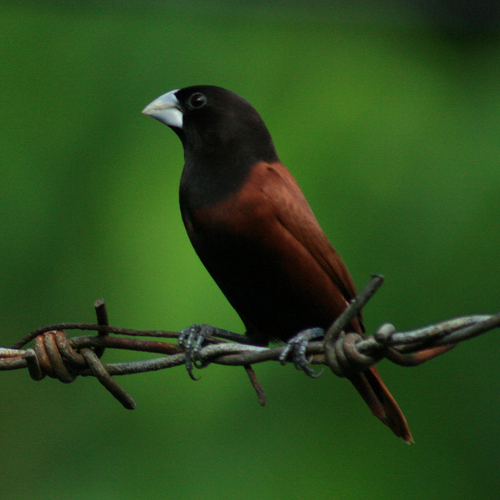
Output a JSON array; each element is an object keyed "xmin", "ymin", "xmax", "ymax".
[{"xmin": 179, "ymin": 152, "xmax": 252, "ymax": 210}]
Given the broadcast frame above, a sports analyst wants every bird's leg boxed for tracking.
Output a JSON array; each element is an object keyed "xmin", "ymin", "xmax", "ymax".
[
  {"xmin": 279, "ymin": 327, "xmax": 325, "ymax": 378},
  {"xmin": 178, "ymin": 324, "xmax": 252, "ymax": 380}
]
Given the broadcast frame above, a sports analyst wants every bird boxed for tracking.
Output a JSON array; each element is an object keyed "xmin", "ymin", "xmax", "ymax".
[{"xmin": 142, "ymin": 85, "xmax": 412, "ymax": 442}]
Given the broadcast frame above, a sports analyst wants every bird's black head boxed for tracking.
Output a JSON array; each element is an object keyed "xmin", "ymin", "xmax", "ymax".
[
  {"xmin": 143, "ymin": 85, "xmax": 280, "ymax": 208},
  {"xmin": 143, "ymin": 85, "xmax": 279, "ymax": 167}
]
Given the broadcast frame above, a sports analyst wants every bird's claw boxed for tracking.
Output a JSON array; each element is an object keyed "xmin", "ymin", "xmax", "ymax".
[
  {"xmin": 179, "ymin": 324, "xmax": 214, "ymax": 380},
  {"xmin": 279, "ymin": 327, "xmax": 325, "ymax": 378}
]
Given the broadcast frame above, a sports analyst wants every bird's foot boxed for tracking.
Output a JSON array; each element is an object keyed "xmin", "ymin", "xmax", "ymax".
[
  {"xmin": 279, "ymin": 327, "xmax": 325, "ymax": 378},
  {"xmin": 178, "ymin": 324, "xmax": 217, "ymax": 380},
  {"xmin": 179, "ymin": 324, "xmax": 248, "ymax": 380}
]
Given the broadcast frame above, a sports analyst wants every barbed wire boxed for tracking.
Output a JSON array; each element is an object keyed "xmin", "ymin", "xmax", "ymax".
[{"xmin": 1, "ymin": 275, "xmax": 498, "ymax": 409}]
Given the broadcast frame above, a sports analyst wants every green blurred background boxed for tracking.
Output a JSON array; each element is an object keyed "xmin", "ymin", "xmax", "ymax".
[{"xmin": 1, "ymin": 1, "xmax": 499, "ymax": 499}]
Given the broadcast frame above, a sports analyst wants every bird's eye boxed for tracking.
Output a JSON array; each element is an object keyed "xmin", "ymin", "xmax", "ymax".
[{"xmin": 187, "ymin": 92, "xmax": 207, "ymax": 109}]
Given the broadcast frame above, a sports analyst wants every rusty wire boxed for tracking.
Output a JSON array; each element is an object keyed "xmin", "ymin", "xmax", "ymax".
[{"xmin": 1, "ymin": 276, "xmax": 498, "ymax": 409}]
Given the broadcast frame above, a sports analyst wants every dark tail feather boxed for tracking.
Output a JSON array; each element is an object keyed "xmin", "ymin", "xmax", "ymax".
[{"xmin": 348, "ymin": 366, "xmax": 413, "ymax": 443}]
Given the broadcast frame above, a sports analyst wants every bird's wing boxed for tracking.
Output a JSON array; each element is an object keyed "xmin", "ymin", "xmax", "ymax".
[
  {"xmin": 259, "ymin": 161, "xmax": 363, "ymax": 327},
  {"xmin": 259, "ymin": 163, "xmax": 414, "ymax": 442}
]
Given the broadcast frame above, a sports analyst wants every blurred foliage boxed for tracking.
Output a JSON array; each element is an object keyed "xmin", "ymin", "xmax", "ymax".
[{"xmin": 0, "ymin": 2, "xmax": 499, "ymax": 500}]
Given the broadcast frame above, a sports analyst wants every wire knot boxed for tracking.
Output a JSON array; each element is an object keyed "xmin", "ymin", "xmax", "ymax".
[
  {"xmin": 325, "ymin": 331, "xmax": 386, "ymax": 378},
  {"xmin": 24, "ymin": 330, "xmax": 86, "ymax": 383},
  {"xmin": 23, "ymin": 329, "xmax": 136, "ymax": 409}
]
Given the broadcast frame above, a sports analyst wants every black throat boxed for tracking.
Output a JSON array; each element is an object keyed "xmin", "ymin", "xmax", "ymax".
[
  {"xmin": 179, "ymin": 152, "xmax": 254, "ymax": 210},
  {"xmin": 178, "ymin": 135, "xmax": 278, "ymax": 211}
]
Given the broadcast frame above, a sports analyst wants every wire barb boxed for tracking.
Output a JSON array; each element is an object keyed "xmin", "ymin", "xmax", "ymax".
[{"xmin": 1, "ymin": 279, "xmax": 499, "ymax": 410}]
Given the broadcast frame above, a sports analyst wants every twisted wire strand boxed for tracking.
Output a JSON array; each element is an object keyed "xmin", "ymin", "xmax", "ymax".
[{"xmin": 1, "ymin": 276, "xmax": 498, "ymax": 408}]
